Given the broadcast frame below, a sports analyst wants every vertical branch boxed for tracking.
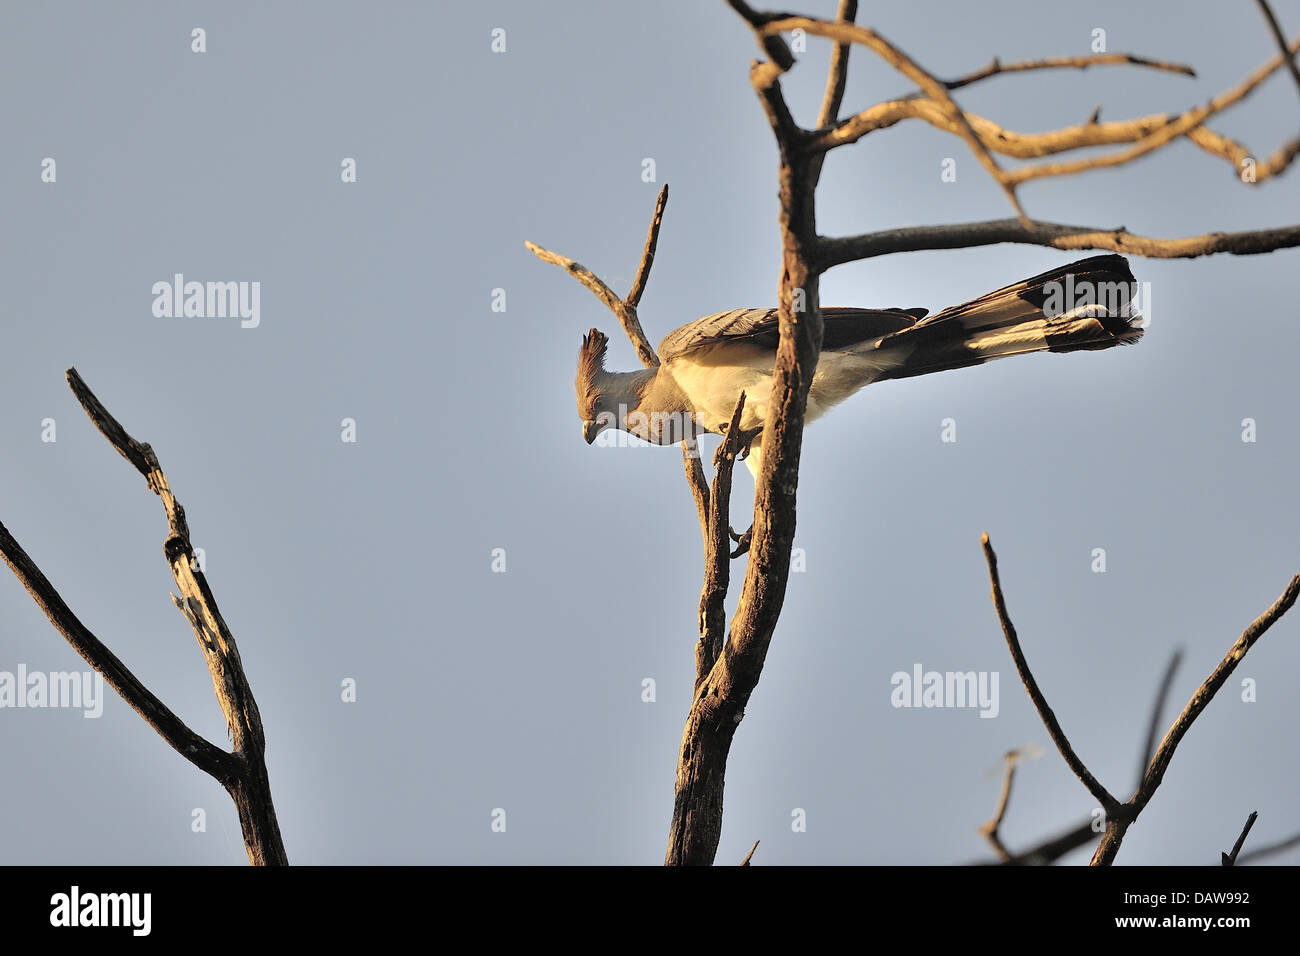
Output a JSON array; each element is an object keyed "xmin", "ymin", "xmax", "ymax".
[
  {"xmin": 1222, "ymin": 811, "xmax": 1259, "ymax": 865},
  {"xmin": 1255, "ymin": 0, "xmax": 1300, "ymax": 93},
  {"xmin": 665, "ymin": 8, "xmax": 826, "ymax": 867},
  {"xmin": 696, "ymin": 395, "xmax": 748, "ymax": 691},
  {"xmin": 65, "ymin": 368, "xmax": 288, "ymax": 866}
]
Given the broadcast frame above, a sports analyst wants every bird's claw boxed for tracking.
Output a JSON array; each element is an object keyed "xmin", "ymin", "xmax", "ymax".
[
  {"xmin": 728, "ymin": 524, "xmax": 754, "ymax": 558},
  {"xmin": 717, "ymin": 422, "xmax": 760, "ymax": 462}
]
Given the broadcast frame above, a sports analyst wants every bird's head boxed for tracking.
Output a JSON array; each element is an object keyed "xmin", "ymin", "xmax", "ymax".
[{"xmin": 576, "ymin": 328, "xmax": 615, "ymax": 444}]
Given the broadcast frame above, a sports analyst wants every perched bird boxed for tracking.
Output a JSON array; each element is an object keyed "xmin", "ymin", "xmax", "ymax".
[{"xmin": 576, "ymin": 254, "xmax": 1143, "ymax": 478}]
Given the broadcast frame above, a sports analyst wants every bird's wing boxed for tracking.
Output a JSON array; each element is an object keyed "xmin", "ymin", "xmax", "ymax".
[{"xmin": 657, "ymin": 306, "xmax": 927, "ymax": 361}]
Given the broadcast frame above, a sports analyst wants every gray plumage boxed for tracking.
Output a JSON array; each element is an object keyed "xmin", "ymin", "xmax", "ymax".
[{"xmin": 575, "ymin": 255, "xmax": 1144, "ymax": 476}]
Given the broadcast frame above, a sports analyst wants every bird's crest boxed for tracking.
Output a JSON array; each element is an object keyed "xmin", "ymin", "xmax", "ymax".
[{"xmin": 575, "ymin": 328, "xmax": 609, "ymax": 401}]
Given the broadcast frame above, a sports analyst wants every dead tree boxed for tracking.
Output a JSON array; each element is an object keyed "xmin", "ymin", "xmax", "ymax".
[
  {"xmin": 534, "ymin": 0, "xmax": 1299, "ymax": 866},
  {"xmin": 0, "ymin": 370, "xmax": 286, "ymax": 865}
]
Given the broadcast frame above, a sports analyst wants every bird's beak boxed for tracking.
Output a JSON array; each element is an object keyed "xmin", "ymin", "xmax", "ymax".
[{"xmin": 582, "ymin": 420, "xmax": 601, "ymax": 444}]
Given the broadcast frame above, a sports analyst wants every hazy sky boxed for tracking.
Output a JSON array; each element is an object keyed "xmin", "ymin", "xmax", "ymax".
[{"xmin": 2, "ymin": 1, "xmax": 1298, "ymax": 865}]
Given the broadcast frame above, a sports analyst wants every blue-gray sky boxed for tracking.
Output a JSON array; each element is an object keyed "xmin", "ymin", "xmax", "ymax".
[{"xmin": 1, "ymin": 1, "xmax": 1297, "ymax": 864}]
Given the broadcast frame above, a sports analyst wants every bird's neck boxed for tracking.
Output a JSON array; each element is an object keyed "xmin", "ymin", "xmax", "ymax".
[
  {"xmin": 597, "ymin": 367, "xmax": 694, "ymax": 443},
  {"xmin": 596, "ymin": 368, "xmax": 657, "ymax": 432}
]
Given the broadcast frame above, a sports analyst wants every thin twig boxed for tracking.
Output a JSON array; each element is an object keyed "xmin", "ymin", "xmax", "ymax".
[
  {"xmin": 1093, "ymin": 574, "xmax": 1300, "ymax": 864},
  {"xmin": 524, "ymin": 241, "xmax": 659, "ymax": 368},
  {"xmin": 978, "ymin": 750, "xmax": 1020, "ymax": 863},
  {"xmin": 1222, "ymin": 811, "xmax": 1259, "ymax": 866},
  {"xmin": 1138, "ymin": 649, "xmax": 1183, "ymax": 783},
  {"xmin": 1004, "ymin": 31, "xmax": 1300, "ymax": 186},
  {"xmin": 740, "ymin": 840, "xmax": 760, "ymax": 866},
  {"xmin": 1255, "ymin": 0, "xmax": 1300, "ymax": 94},
  {"xmin": 977, "ymin": 649, "xmax": 1184, "ymax": 865},
  {"xmin": 943, "ymin": 53, "xmax": 1195, "ymax": 90},
  {"xmin": 815, "ymin": 0, "xmax": 858, "ymax": 128},
  {"xmin": 814, "ymin": 93, "xmax": 1298, "ymax": 184},
  {"xmin": 981, "ymin": 534, "xmax": 1121, "ymax": 816},
  {"xmin": 1131, "ymin": 576, "xmax": 1300, "ymax": 816},
  {"xmin": 1237, "ymin": 829, "xmax": 1300, "ymax": 864},
  {"xmin": 528, "ymin": 187, "xmax": 719, "ymax": 554},
  {"xmin": 627, "ymin": 185, "xmax": 669, "ymax": 309},
  {"xmin": 681, "ymin": 440, "xmax": 712, "ymax": 548}
]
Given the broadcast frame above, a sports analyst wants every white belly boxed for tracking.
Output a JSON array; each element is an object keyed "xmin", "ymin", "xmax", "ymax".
[
  {"xmin": 665, "ymin": 343, "xmax": 900, "ymax": 478},
  {"xmin": 665, "ymin": 344, "xmax": 890, "ymax": 433}
]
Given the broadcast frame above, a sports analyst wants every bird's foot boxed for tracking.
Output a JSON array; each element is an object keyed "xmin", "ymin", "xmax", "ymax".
[
  {"xmin": 728, "ymin": 524, "xmax": 754, "ymax": 558},
  {"xmin": 716, "ymin": 422, "xmax": 761, "ymax": 464}
]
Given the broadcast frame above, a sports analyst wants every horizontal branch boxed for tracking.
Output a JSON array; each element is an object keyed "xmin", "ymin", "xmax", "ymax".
[
  {"xmin": 1005, "ymin": 30, "xmax": 1300, "ymax": 186},
  {"xmin": 816, "ymin": 99, "xmax": 1179, "ymax": 156},
  {"xmin": 944, "ymin": 52, "xmax": 1195, "ymax": 90},
  {"xmin": 819, "ymin": 218, "xmax": 1300, "ymax": 264}
]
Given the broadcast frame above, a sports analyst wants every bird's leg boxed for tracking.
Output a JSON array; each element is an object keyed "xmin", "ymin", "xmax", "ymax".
[
  {"xmin": 728, "ymin": 524, "xmax": 753, "ymax": 558},
  {"xmin": 716, "ymin": 421, "xmax": 762, "ymax": 461},
  {"xmin": 715, "ymin": 419, "xmax": 762, "ymax": 558}
]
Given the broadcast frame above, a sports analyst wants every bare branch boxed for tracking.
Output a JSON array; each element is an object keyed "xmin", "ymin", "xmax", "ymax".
[
  {"xmin": 0, "ymin": 522, "xmax": 237, "ymax": 783},
  {"xmin": 1131, "ymin": 576, "xmax": 1300, "ymax": 815},
  {"xmin": 1187, "ymin": 127, "xmax": 1299, "ymax": 183},
  {"xmin": 64, "ymin": 368, "xmax": 287, "ymax": 865},
  {"xmin": 1237, "ymin": 829, "xmax": 1300, "ymax": 864},
  {"xmin": 981, "ymin": 534, "xmax": 1121, "ymax": 816},
  {"xmin": 998, "ymin": 821, "xmax": 1098, "ymax": 866},
  {"xmin": 528, "ymin": 187, "xmax": 721, "ymax": 554},
  {"xmin": 821, "ymin": 217, "xmax": 1300, "ymax": 264},
  {"xmin": 1005, "ymin": 31, "xmax": 1300, "ymax": 186},
  {"xmin": 681, "ymin": 440, "xmax": 712, "ymax": 548},
  {"xmin": 817, "ymin": 99, "xmax": 1178, "ymax": 156},
  {"xmin": 815, "ymin": 0, "xmax": 857, "ymax": 128},
  {"xmin": 627, "ymin": 184, "xmax": 670, "ymax": 308},
  {"xmin": 978, "ymin": 750, "xmax": 1021, "ymax": 863},
  {"xmin": 524, "ymin": 240, "xmax": 660, "ymax": 368},
  {"xmin": 696, "ymin": 394, "xmax": 748, "ymax": 691},
  {"xmin": 526, "ymin": 187, "xmax": 672, "ymax": 369},
  {"xmin": 1222, "ymin": 811, "xmax": 1259, "ymax": 866},
  {"xmin": 726, "ymin": 0, "xmax": 795, "ymax": 70},
  {"xmin": 943, "ymin": 53, "xmax": 1195, "ymax": 90},
  {"xmin": 1256, "ymin": 0, "xmax": 1300, "ymax": 94},
  {"xmin": 1138, "ymin": 649, "xmax": 1183, "ymax": 783},
  {"xmin": 666, "ymin": 6, "xmax": 828, "ymax": 866},
  {"xmin": 1092, "ymin": 574, "xmax": 1300, "ymax": 864},
  {"xmin": 762, "ymin": 16, "xmax": 1029, "ymax": 223},
  {"xmin": 817, "ymin": 95, "xmax": 1297, "ymax": 185},
  {"xmin": 978, "ymin": 649, "xmax": 1183, "ymax": 866},
  {"xmin": 740, "ymin": 840, "xmax": 760, "ymax": 865}
]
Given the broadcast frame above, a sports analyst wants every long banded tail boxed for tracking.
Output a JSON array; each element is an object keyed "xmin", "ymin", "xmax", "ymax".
[{"xmin": 870, "ymin": 254, "xmax": 1144, "ymax": 383}]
